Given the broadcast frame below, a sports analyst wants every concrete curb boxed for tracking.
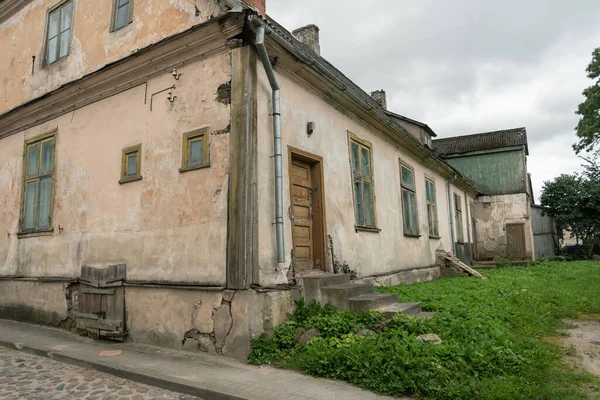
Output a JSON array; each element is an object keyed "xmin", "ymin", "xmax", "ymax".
[{"xmin": 0, "ymin": 339, "xmax": 246, "ymax": 400}]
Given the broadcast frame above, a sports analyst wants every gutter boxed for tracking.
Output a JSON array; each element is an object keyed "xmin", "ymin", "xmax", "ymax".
[
  {"xmin": 248, "ymin": 15, "xmax": 285, "ymax": 265},
  {"xmin": 448, "ymin": 175, "xmax": 458, "ymax": 254}
]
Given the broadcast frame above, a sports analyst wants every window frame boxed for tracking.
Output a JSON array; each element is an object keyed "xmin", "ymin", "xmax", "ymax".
[
  {"xmin": 425, "ymin": 176, "xmax": 439, "ymax": 238},
  {"xmin": 110, "ymin": 0, "xmax": 134, "ymax": 32},
  {"xmin": 454, "ymin": 193, "xmax": 465, "ymax": 243},
  {"xmin": 180, "ymin": 127, "xmax": 211, "ymax": 173},
  {"xmin": 42, "ymin": 0, "xmax": 74, "ymax": 67},
  {"xmin": 18, "ymin": 130, "xmax": 57, "ymax": 238},
  {"xmin": 400, "ymin": 161, "xmax": 419, "ymax": 237},
  {"xmin": 119, "ymin": 144, "xmax": 142, "ymax": 184},
  {"xmin": 348, "ymin": 132, "xmax": 378, "ymax": 232}
]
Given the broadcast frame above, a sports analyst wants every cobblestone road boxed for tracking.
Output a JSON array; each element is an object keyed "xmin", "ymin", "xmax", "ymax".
[{"xmin": 0, "ymin": 347, "xmax": 203, "ymax": 400}]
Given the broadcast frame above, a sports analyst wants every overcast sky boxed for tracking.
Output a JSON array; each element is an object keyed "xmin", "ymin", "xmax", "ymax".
[{"xmin": 268, "ymin": 0, "xmax": 600, "ymax": 201}]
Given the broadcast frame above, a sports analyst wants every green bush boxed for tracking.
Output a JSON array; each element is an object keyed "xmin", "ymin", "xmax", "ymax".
[{"xmin": 249, "ymin": 261, "xmax": 600, "ymax": 399}]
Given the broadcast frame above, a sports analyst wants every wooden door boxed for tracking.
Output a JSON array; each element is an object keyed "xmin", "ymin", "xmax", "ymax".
[
  {"xmin": 506, "ymin": 224, "xmax": 527, "ymax": 260},
  {"xmin": 75, "ymin": 265, "xmax": 126, "ymax": 341},
  {"xmin": 291, "ymin": 159, "xmax": 314, "ymax": 270}
]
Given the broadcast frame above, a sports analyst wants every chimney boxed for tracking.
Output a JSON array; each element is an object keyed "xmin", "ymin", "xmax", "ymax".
[
  {"xmin": 370, "ymin": 90, "xmax": 387, "ymax": 109},
  {"xmin": 292, "ymin": 24, "xmax": 321, "ymax": 56},
  {"xmin": 242, "ymin": 0, "xmax": 265, "ymax": 14}
]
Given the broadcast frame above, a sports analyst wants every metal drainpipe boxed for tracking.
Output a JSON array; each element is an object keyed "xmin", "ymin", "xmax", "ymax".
[
  {"xmin": 250, "ymin": 18, "xmax": 285, "ymax": 265},
  {"xmin": 448, "ymin": 175, "xmax": 458, "ymax": 255}
]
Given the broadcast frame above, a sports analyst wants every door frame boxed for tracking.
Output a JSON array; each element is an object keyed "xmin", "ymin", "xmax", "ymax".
[
  {"xmin": 506, "ymin": 222, "xmax": 527, "ymax": 260},
  {"xmin": 288, "ymin": 146, "xmax": 328, "ymax": 271}
]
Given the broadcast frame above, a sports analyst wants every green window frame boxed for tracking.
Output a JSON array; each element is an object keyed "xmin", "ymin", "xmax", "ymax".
[
  {"xmin": 180, "ymin": 127, "xmax": 210, "ymax": 173},
  {"xmin": 44, "ymin": 0, "xmax": 73, "ymax": 66},
  {"xmin": 110, "ymin": 0, "xmax": 134, "ymax": 32},
  {"xmin": 19, "ymin": 132, "xmax": 56, "ymax": 236},
  {"xmin": 425, "ymin": 178, "xmax": 439, "ymax": 238},
  {"xmin": 400, "ymin": 163, "xmax": 419, "ymax": 236},
  {"xmin": 348, "ymin": 132, "xmax": 377, "ymax": 230},
  {"xmin": 455, "ymin": 194, "xmax": 464, "ymax": 243},
  {"xmin": 119, "ymin": 144, "xmax": 142, "ymax": 184}
]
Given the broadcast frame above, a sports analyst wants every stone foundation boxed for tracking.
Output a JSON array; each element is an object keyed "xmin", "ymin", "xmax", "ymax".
[
  {"xmin": 0, "ymin": 279, "xmax": 298, "ymax": 361},
  {"xmin": 358, "ymin": 266, "xmax": 440, "ymax": 287}
]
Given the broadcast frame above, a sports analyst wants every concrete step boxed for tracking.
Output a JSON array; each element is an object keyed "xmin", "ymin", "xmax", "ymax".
[
  {"xmin": 414, "ymin": 311, "xmax": 435, "ymax": 319},
  {"xmin": 348, "ymin": 293, "xmax": 398, "ymax": 312},
  {"xmin": 377, "ymin": 302, "xmax": 422, "ymax": 318},
  {"xmin": 321, "ymin": 282, "xmax": 374, "ymax": 308},
  {"xmin": 302, "ymin": 274, "xmax": 351, "ymax": 304}
]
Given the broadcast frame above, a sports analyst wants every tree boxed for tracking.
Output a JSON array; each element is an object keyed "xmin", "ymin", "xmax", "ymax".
[
  {"xmin": 540, "ymin": 156, "xmax": 600, "ymax": 258},
  {"xmin": 574, "ymin": 47, "xmax": 600, "ymax": 154}
]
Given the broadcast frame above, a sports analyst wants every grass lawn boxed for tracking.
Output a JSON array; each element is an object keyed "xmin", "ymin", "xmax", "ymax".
[{"xmin": 248, "ymin": 261, "xmax": 600, "ymax": 399}]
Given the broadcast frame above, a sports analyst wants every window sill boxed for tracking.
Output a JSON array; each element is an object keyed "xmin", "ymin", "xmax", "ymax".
[
  {"xmin": 355, "ymin": 226, "xmax": 381, "ymax": 233},
  {"xmin": 403, "ymin": 233, "xmax": 421, "ymax": 238},
  {"xmin": 179, "ymin": 163, "xmax": 210, "ymax": 173},
  {"xmin": 429, "ymin": 235, "xmax": 442, "ymax": 240},
  {"xmin": 119, "ymin": 175, "xmax": 142, "ymax": 184},
  {"xmin": 17, "ymin": 228, "xmax": 54, "ymax": 239}
]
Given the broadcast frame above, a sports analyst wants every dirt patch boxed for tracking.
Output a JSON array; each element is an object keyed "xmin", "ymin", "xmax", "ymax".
[{"xmin": 562, "ymin": 319, "xmax": 600, "ymax": 377}]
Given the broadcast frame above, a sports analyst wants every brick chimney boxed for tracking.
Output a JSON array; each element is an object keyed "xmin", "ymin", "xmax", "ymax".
[
  {"xmin": 292, "ymin": 24, "xmax": 321, "ymax": 56},
  {"xmin": 370, "ymin": 90, "xmax": 387, "ymax": 109},
  {"xmin": 242, "ymin": 0, "xmax": 265, "ymax": 14}
]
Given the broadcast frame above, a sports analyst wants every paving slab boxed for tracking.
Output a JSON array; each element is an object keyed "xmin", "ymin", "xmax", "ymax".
[{"xmin": 0, "ymin": 319, "xmax": 397, "ymax": 400}]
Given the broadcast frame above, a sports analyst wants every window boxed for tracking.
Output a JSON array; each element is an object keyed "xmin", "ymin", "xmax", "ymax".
[
  {"xmin": 400, "ymin": 163, "xmax": 418, "ymax": 236},
  {"xmin": 44, "ymin": 1, "xmax": 73, "ymax": 66},
  {"xmin": 455, "ymin": 194, "xmax": 464, "ymax": 243},
  {"xmin": 425, "ymin": 178, "xmax": 439, "ymax": 237},
  {"xmin": 111, "ymin": 0, "xmax": 133, "ymax": 32},
  {"xmin": 20, "ymin": 133, "xmax": 55, "ymax": 235},
  {"xmin": 349, "ymin": 133, "xmax": 376, "ymax": 230},
  {"xmin": 180, "ymin": 127, "xmax": 210, "ymax": 172},
  {"xmin": 119, "ymin": 144, "xmax": 142, "ymax": 184}
]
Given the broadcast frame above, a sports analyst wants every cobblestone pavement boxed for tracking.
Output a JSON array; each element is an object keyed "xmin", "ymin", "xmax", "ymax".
[{"xmin": 0, "ymin": 347, "xmax": 203, "ymax": 400}]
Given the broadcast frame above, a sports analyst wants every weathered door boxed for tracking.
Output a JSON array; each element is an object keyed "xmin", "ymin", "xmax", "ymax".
[
  {"xmin": 75, "ymin": 265, "xmax": 126, "ymax": 341},
  {"xmin": 506, "ymin": 224, "xmax": 527, "ymax": 260},
  {"xmin": 291, "ymin": 159, "xmax": 314, "ymax": 270}
]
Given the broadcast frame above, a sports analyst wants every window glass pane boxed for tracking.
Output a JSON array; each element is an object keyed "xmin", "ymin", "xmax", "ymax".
[
  {"xmin": 60, "ymin": 2, "xmax": 72, "ymax": 33},
  {"xmin": 351, "ymin": 142, "xmax": 359, "ymax": 173},
  {"xmin": 401, "ymin": 167, "xmax": 415, "ymax": 191},
  {"xmin": 41, "ymin": 140, "xmax": 54, "ymax": 173},
  {"xmin": 116, "ymin": 4, "xmax": 129, "ymax": 29},
  {"xmin": 455, "ymin": 195, "xmax": 462, "ymax": 211},
  {"xmin": 119, "ymin": 0, "xmax": 130, "ymax": 7},
  {"xmin": 127, "ymin": 154, "xmax": 137, "ymax": 176},
  {"xmin": 354, "ymin": 179, "xmax": 363, "ymax": 226},
  {"xmin": 409, "ymin": 192, "xmax": 417, "ymax": 234},
  {"xmin": 432, "ymin": 205, "xmax": 438, "ymax": 236},
  {"xmin": 59, "ymin": 30, "xmax": 70, "ymax": 58},
  {"xmin": 38, "ymin": 177, "xmax": 52, "ymax": 227},
  {"xmin": 363, "ymin": 180, "xmax": 374, "ymax": 227},
  {"xmin": 402, "ymin": 189, "xmax": 411, "ymax": 233},
  {"xmin": 48, "ymin": 9, "xmax": 60, "ymax": 38},
  {"xmin": 27, "ymin": 145, "xmax": 40, "ymax": 176},
  {"xmin": 189, "ymin": 139, "xmax": 203, "ymax": 164},
  {"xmin": 47, "ymin": 36, "xmax": 58, "ymax": 64},
  {"xmin": 361, "ymin": 147, "xmax": 370, "ymax": 177},
  {"xmin": 24, "ymin": 181, "xmax": 37, "ymax": 230}
]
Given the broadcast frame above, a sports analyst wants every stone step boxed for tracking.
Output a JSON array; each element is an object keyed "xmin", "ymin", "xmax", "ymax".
[
  {"xmin": 320, "ymin": 282, "xmax": 374, "ymax": 308},
  {"xmin": 377, "ymin": 302, "xmax": 422, "ymax": 318},
  {"xmin": 348, "ymin": 293, "xmax": 398, "ymax": 312},
  {"xmin": 302, "ymin": 274, "xmax": 351, "ymax": 304},
  {"xmin": 414, "ymin": 311, "xmax": 435, "ymax": 319}
]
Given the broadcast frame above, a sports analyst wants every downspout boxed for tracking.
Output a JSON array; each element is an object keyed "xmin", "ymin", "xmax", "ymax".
[
  {"xmin": 249, "ymin": 16, "xmax": 285, "ymax": 265},
  {"xmin": 448, "ymin": 175, "xmax": 458, "ymax": 255}
]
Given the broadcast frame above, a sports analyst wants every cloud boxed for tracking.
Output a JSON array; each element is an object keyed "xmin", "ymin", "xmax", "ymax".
[{"xmin": 268, "ymin": 0, "xmax": 600, "ymax": 199}]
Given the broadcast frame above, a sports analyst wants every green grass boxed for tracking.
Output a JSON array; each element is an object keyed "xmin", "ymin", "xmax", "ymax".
[{"xmin": 248, "ymin": 261, "xmax": 600, "ymax": 399}]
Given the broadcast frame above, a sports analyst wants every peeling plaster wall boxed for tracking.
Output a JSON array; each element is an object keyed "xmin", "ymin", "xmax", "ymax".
[
  {"xmin": 0, "ymin": 52, "xmax": 231, "ymax": 283},
  {"xmin": 474, "ymin": 193, "xmax": 534, "ymax": 261},
  {"xmin": 0, "ymin": 0, "xmax": 229, "ymax": 114},
  {"xmin": 255, "ymin": 67, "xmax": 475, "ymax": 286}
]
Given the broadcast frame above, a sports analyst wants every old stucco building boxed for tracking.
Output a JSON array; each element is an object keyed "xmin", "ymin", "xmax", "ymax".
[{"xmin": 0, "ymin": 0, "xmax": 478, "ymax": 358}]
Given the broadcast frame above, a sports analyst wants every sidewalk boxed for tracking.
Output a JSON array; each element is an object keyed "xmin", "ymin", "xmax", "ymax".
[{"xmin": 0, "ymin": 319, "xmax": 396, "ymax": 400}]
